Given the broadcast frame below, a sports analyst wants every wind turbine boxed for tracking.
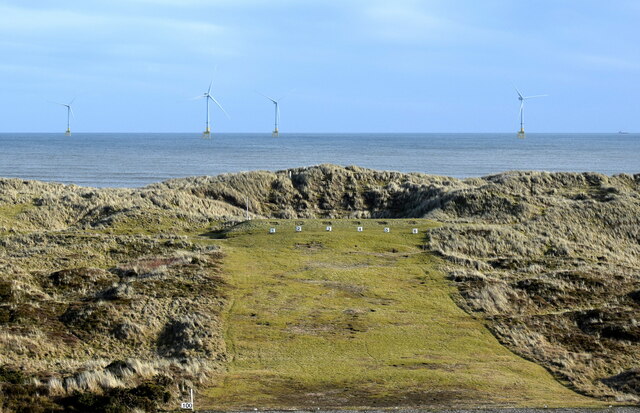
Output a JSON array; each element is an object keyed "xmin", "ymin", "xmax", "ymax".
[
  {"xmin": 258, "ymin": 93, "xmax": 281, "ymax": 137},
  {"xmin": 515, "ymin": 88, "xmax": 547, "ymax": 138},
  {"xmin": 53, "ymin": 99, "xmax": 75, "ymax": 136},
  {"xmin": 197, "ymin": 81, "xmax": 229, "ymax": 139}
]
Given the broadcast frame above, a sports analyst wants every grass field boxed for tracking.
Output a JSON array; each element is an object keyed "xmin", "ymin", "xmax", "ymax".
[{"xmin": 197, "ymin": 219, "xmax": 603, "ymax": 410}]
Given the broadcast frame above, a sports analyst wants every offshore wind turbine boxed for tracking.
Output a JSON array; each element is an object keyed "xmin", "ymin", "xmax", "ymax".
[
  {"xmin": 53, "ymin": 99, "xmax": 75, "ymax": 136},
  {"xmin": 515, "ymin": 87, "xmax": 547, "ymax": 138},
  {"xmin": 258, "ymin": 93, "xmax": 281, "ymax": 137},
  {"xmin": 197, "ymin": 81, "xmax": 229, "ymax": 139}
]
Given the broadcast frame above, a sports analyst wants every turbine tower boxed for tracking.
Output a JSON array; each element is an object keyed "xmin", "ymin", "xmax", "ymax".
[
  {"xmin": 515, "ymin": 88, "xmax": 547, "ymax": 138},
  {"xmin": 198, "ymin": 81, "xmax": 228, "ymax": 139},
  {"xmin": 54, "ymin": 99, "xmax": 75, "ymax": 136},
  {"xmin": 259, "ymin": 93, "xmax": 281, "ymax": 137}
]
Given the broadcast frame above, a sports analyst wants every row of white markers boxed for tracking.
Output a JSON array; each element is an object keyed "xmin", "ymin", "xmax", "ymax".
[{"xmin": 269, "ymin": 226, "xmax": 420, "ymax": 234}]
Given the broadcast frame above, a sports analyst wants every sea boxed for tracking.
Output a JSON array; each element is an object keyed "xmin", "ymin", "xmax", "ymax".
[{"xmin": 0, "ymin": 133, "xmax": 638, "ymax": 188}]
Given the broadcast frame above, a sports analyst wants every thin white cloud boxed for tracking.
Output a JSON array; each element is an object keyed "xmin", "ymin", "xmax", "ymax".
[
  {"xmin": 122, "ymin": 0, "xmax": 242, "ymax": 5},
  {"xmin": 0, "ymin": 4, "xmax": 226, "ymax": 37},
  {"xmin": 0, "ymin": 5, "xmax": 102, "ymax": 32},
  {"xmin": 359, "ymin": 2, "xmax": 503, "ymax": 45},
  {"xmin": 570, "ymin": 53, "xmax": 640, "ymax": 71},
  {"xmin": 124, "ymin": 0, "xmax": 208, "ymax": 4},
  {"xmin": 0, "ymin": 2, "xmax": 239, "ymax": 75},
  {"xmin": 364, "ymin": 4, "xmax": 448, "ymax": 41}
]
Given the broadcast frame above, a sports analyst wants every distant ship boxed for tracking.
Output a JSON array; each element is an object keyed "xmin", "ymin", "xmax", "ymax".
[{"xmin": 618, "ymin": 130, "xmax": 630, "ymax": 134}]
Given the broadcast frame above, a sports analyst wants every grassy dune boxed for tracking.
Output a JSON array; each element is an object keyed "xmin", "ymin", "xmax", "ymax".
[
  {"xmin": 200, "ymin": 219, "xmax": 600, "ymax": 409},
  {"xmin": 1, "ymin": 166, "xmax": 638, "ymax": 411}
]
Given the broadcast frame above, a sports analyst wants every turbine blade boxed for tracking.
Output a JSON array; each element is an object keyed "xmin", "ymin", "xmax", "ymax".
[
  {"xmin": 190, "ymin": 95, "xmax": 205, "ymax": 100},
  {"xmin": 68, "ymin": 97, "xmax": 76, "ymax": 106},
  {"xmin": 207, "ymin": 81, "xmax": 212, "ymax": 95},
  {"xmin": 208, "ymin": 95, "xmax": 230, "ymax": 119},
  {"xmin": 256, "ymin": 91, "xmax": 277, "ymax": 103},
  {"xmin": 523, "ymin": 94, "xmax": 548, "ymax": 99},
  {"xmin": 514, "ymin": 87, "xmax": 524, "ymax": 100},
  {"xmin": 276, "ymin": 88, "xmax": 295, "ymax": 102},
  {"xmin": 70, "ymin": 108, "xmax": 75, "ymax": 119}
]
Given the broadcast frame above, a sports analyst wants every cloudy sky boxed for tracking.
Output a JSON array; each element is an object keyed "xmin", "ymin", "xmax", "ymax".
[{"xmin": 1, "ymin": 1, "xmax": 638, "ymax": 133}]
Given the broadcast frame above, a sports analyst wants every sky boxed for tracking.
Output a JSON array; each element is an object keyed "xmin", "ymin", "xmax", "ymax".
[{"xmin": 0, "ymin": 0, "xmax": 639, "ymax": 133}]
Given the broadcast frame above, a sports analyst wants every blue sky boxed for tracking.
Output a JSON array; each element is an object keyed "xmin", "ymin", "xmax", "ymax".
[{"xmin": 0, "ymin": 0, "xmax": 638, "ymax": 133}]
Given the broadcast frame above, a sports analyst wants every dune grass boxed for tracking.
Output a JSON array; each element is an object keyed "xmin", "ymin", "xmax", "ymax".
[
  {"xmin": 0, "ymin": 203, "xmax": 33, "ymax": 232},
  {"xmin": 199, "ymin": 219, "xmax": 603, "ymax": 409}
]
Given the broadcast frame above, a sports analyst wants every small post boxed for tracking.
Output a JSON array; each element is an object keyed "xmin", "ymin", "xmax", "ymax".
[
  {"xmin": 357, "ymin": 226, "xmax": 363, "ymax": 232},
  {"xmin": 180, "ymin": 388, "xmax": 194, "ymax": 410},
  {"xmin": 412, "ymin": 228, "xmax": 418, "ymax": 234},
  {"xmin": 384, "ymin": 227, "xmax": 390, "ymax": 233},
  {"xmin": 295, "ymin": 226, "xmax": 302, "ymax": 232}
]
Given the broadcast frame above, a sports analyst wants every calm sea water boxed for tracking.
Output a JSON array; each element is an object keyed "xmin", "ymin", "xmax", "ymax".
[{"xmin": 0, "ymin": 133, "xmax": 638, "ymax": 187}]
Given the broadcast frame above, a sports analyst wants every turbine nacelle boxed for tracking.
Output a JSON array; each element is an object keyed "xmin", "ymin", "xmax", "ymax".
[{"xmin": 515, "ymin": 87, "xmax": 547, "ymax": 102}]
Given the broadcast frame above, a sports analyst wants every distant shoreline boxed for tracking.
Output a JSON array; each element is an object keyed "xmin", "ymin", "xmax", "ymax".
[{"xmin": 1, "ymin": 168, "xmax": 639, "ymax": 191}]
